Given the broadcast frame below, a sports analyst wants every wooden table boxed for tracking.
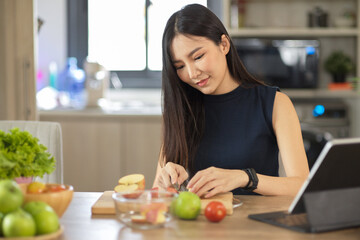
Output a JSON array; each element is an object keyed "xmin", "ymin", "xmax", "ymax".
[{"xmin": 59, "ymin": 192, "xmax": 360, "ymax": 240}]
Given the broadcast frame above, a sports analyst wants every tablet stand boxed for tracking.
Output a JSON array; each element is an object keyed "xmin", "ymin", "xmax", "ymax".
[{"xmin": 303, "ymin": 187, "xmax": 360, "ymax": 232}]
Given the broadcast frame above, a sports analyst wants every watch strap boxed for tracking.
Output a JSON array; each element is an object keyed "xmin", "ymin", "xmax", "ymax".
[{"xmin": 243, "ymin": 168, "xmax": 258, "ymax": 191}]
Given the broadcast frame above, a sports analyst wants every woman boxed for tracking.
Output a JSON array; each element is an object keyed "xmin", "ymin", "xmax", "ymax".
[{"xmin": 153, "ymin": 4, "xmax": 309, "ymax": 198}]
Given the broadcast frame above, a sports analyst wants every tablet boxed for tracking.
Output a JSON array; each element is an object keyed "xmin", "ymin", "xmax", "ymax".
[
  {"xmin": 249, "ymin": 137, "xmax": 360, "ymax": 232},
  {"xmin": 289, "ymin": 137, "xmax": 360, "ymax": 214}
]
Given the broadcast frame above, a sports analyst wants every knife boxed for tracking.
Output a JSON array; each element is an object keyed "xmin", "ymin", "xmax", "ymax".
[{"xmin": 172, "ymin": 179, "xmax": 189, "ymax": 192}]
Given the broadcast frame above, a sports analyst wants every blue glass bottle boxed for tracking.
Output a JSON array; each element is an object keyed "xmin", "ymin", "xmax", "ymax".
[{"xmin": 57, "ymin": 57, "xmax": 86, "ymax": 109}]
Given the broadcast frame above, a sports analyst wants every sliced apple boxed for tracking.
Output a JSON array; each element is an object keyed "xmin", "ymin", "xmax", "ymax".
[
  {"xmin": 114, "ymin": 184, "xmax": 143, "ymax": 198},
  {"xmin": 156, "ymin": 211, "xmax": 166, "ymax": 224},
  {"xmin": 118, "ymin": 174, "xmax": 145, "ymax": 190},
  {"xmin": 145, "ymin": 209, "xmax": 158, "ymax": 224},
  {"xmin": 140, "ymin": 202, "xmax": 168, "ymax": 216},
  {"xmin": 151, "ymin": 187, "xmax": 159, "ymax": 198},
  {"xmin": 146, "ymin": 209, "xmax": 166, "ymax": 224},
  {"xmin": 114, "ymin": 184, "xmax": 138, "ymax": 192},
  {"xmin": 114, "ymin": 174, "xmax": 145, "ymax": 198},
  {"xmin": 131, "ymin": 215, "xmax": 147, "ymax": 224}
]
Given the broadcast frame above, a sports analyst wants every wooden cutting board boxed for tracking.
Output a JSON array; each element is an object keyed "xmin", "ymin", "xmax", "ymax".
[{"xmin": 91, "ymin": 191, "xmax": 234, "ymax": 215}]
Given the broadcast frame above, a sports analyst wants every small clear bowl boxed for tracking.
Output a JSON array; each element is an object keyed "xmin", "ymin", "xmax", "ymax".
[{"xmin": 112, "ymin": 190, "xmax": 177, "ymax": 230}]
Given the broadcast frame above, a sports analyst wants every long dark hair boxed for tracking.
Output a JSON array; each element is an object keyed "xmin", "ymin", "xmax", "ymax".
[{"xmin": 161, "ymin": 4, "xmax": 263, "ymax": 171}]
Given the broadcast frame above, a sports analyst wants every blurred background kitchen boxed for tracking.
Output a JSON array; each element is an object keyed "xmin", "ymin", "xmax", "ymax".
[{"xmin": 1, "ymin": 0, "xmax": 360, "ymax": 192}]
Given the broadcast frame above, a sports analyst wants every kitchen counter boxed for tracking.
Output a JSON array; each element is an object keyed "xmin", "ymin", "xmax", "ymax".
[
  {"xmin": 39, "ymin": 88, "xmax": 360, "ymax": 118},
  {"xmin": 39, "ymin": 88, "xmax": 163, "ymax": 118},
  {"xmin": 39, "ymin": 107, "xmax": 162, "ymax": 119},
  {"xmin": 59, "ymin": 192, "xmax": 360, "ymax": 240}
]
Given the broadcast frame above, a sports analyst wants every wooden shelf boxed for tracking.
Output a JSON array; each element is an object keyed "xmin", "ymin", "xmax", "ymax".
[
  {"xmin": 282, "ymin": 89, "xmax": 360, "ymax": 99},
  {"xmin": 228, "ymin": 27, "xmax": 359, "ymax": 37},
  {"xmin": 223, "ymin": 0, "xmax": 360, "ymax": 77}
]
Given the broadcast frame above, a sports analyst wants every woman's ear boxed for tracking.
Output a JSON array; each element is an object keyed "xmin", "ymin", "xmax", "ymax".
[{"xmin": 220, "ymin": 34, "xmax": 230, "ymax": 55}]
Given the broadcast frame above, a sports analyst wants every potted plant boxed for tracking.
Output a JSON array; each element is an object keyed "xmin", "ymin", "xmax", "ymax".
[
  {"xmin": 0, "ymin": 128, "xmax": 55, "ymax": 182},
  {"xmin": 324, "ymin": 51, "xmax": 355, "ymax": 83}
]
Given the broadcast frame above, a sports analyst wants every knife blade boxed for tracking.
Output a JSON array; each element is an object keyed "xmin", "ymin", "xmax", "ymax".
[{"xmin": 172, "ymin": 179, "xmax": 189, "ymax": 192}]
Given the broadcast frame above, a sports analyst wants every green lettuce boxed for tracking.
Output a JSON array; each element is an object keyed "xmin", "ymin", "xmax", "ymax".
[{"xmin": 0, "ymin": 128, "xmax": 55, "ymax": 179}]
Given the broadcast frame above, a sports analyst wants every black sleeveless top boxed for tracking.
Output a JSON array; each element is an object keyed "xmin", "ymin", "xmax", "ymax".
[{"xmin": 191, "ymin": 85, "xmax": 279, "ymax": 195}]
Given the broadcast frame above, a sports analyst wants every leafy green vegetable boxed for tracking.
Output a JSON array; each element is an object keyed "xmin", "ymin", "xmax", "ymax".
[{"xmin": 0, "ymin": 128, "xmax": 55, "ymax": 180}]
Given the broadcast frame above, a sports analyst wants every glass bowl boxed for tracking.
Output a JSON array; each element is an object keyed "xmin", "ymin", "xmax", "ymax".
[{"xmin": 112, "ymin": 190, "xmax": 177, "ymax": 230}]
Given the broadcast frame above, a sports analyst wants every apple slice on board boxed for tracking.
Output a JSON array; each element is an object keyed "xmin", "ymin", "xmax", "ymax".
[
  {"xmin": 117, "ymin": 174, "xmax": 145, "ymax": 189},
  {"xmin": 114, "ymin": 174, "xmax": 145, "ymax": 198}
]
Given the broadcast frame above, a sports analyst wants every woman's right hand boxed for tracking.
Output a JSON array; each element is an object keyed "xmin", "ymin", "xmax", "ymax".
[{"xmin": 157, "ymin": 162, "xmax": 189, "ymax": 189}]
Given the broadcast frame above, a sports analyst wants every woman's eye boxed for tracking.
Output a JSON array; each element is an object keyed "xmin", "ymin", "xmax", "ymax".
[
  {"xmin": 175, "ymin": 65, "xmax": 184, "ymax": 70},
  {"xmin": 195, "ymin": 54, "xmax": 204, "ymax": 60}
]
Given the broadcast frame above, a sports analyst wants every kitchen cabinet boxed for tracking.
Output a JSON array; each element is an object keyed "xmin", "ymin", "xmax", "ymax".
[
  {"xmin": 223, "ymin": 0, "xmax": 358, "ymax": 37},
  {"xmin": 0, "ymin": 0, "xmax": 37, "ymax": 120},
  {"xmin": 40, "ymin": 112, "xmax": 162, "ymax": 192},
  {"xmin": 222, "ymin": 0, "xmax": 360, "ymax": 87}
]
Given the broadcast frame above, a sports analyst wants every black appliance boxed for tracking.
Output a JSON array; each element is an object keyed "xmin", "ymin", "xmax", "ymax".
[
  {"xmin": 294, "ymin": 99, "xmax": 350, "ymax": 169},
  {"xmin": 234, "ymin": 39, "xmax": 320, "ymax": 88}
]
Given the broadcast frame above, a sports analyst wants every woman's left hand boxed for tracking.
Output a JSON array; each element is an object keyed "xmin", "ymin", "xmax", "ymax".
[{"xmin": 187, "ymin": 167, "xmax": 247, "ymax": 198}]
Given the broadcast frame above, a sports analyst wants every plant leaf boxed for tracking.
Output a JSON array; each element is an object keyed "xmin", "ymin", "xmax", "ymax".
[{"xmin": 0, "ymin": 128, "xmax": 56, "ymax": 179}]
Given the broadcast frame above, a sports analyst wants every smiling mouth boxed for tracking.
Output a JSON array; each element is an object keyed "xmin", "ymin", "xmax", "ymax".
[{"xmin": 196, "ymin": 78, "xmax": 209, "ymax": 87}]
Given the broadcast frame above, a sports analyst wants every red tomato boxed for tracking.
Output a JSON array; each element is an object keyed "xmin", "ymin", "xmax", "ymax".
[{"xmin": 204, "ymin": 201, "xmax": 226, "ymax": 222}]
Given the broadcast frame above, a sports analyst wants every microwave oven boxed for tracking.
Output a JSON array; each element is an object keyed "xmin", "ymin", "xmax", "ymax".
[{"xmin": 233, "ymin": 39, "xmax": 319, "ymax": 88}]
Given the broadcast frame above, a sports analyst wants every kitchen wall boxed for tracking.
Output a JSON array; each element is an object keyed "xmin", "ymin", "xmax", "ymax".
[{"xmin": 37, "ymin": 0, "xmax": 67, "ymax": 89}]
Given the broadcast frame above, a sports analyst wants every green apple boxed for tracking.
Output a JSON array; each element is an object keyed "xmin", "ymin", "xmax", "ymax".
[
  {"xmin": 170, "ymin": 197, "xmax": 177, "ymax": 216},
  {"xmin": 33, "ymin": 209, "xmax": 59, "ymax": 235},
  {"xmin": 0, "ymin": 179, "xmax": 24, "ymax": 214},
  {"xmin": 23, "ymin": 201, "xmax": 59, "ymax": 235},
  {"xmin": 2, "ymin": 208, "xmax": 36, "ymax": 237},
  {"xmin": 23, "ymin": 201, "xmax": 55, "ymax": 216},
  {"xmin": 0, "ymin": 212, "xmax": 4, "ymax": 236},
  {"xmin": 173, "ymin": 192, "xmax": 201, "ymax": 220}
]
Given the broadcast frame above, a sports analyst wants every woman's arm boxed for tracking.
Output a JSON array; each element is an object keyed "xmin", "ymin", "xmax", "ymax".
[
  {"xmin": 258, "ymin": 91, "xmax": 309, "ymax": 194},
  {"xmin": 152, "ymin": 161, "xmax": 163, "ymax": 188}
]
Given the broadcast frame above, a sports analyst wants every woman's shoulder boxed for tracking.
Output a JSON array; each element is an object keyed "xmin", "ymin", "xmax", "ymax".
[
  {"xmin": 249, "ymin": 84, "xmax": 280, "ymax": 102},
  {"xmin": 274, "ymin": 90, "xmax": 293, "ymax": 109},
  {"xmin": 254, "ymin": 84, "xmax": 280, "ymax": 94}
]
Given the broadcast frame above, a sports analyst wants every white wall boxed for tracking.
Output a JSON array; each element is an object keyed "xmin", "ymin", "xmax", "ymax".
[{"xmin": 37, "ymin": 0, "xmax": 67, "ymax": 90}]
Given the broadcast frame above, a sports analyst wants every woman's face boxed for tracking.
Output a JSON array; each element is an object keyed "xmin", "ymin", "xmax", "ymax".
[{"xmin": 170, "ymin": 34, "xmax": 238, "ymax": 95}]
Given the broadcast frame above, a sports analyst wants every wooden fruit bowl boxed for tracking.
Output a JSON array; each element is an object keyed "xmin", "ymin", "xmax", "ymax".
[
  {"xmin": 0, "ymin": 225, "xmax": 64, "ymax": 240},
  {"xmin": 19, "ymin": 183, "xmax": 73, "ymax": 218}
]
